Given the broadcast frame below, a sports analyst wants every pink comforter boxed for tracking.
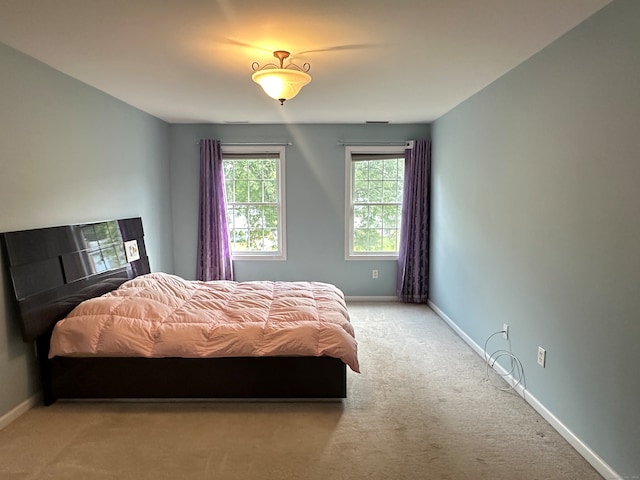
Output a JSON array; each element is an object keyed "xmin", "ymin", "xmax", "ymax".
[{"xmin": 49, "ymin": 272, "xmax": 359, "ymax": 372}]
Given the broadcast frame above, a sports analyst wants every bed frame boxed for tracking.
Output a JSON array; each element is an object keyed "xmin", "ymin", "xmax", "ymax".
[{"xmin": 1, "ymin": 217, "xmax": 347, "ymax": 405}]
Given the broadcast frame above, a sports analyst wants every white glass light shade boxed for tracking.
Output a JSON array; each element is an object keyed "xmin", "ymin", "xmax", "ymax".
[{"xmin": 252, "ymin": 69, "xmax": 311, "ymax": 103}]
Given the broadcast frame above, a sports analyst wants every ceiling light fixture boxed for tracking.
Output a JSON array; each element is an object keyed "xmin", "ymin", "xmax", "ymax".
[{"xmin": 251, "ymin": 50, "xmax": 311, "ymax": 105}]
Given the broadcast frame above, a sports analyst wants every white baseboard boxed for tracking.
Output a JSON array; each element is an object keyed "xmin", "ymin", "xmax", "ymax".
[
  {"xmin": 346, "ymin": 296, "xmax": 398, "ymax": 302},
  {"xmin": 428, "ymin": 300, "xmax": 621, "ymax": 480},
  {"xmin": 0, "ymin": 393, "xmax": 40, "ymax": 431}
]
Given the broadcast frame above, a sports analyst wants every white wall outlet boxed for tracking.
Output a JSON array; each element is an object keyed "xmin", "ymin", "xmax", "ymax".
[
  {"xmin": 372, "ymin": 269, "xmax": 379, "ymax": 279},
  {"xmin": 537, "ymin": 346, "xmax": 546, "ymax": 367},
  {"xmin": 502, "ymin": 323, "xmax": 509, "ymax": 340}
]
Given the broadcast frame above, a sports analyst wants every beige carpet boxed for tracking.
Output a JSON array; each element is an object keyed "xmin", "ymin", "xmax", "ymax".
[{"xmin": 0, "ymin": 302, "xmax": 603, "ymax": 479}]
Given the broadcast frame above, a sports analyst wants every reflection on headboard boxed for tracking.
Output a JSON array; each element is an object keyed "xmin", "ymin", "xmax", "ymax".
[{"xmin": 0, "ymin": 217, "xmax": 150, "ymax": 342}]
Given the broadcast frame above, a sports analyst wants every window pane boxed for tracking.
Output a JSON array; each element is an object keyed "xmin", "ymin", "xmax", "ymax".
[
  {"xmin": 230, "ymin": 229, "xmax": 248, "ymax": 250},
  {"xmin": 249, "ymin": 180, "xmax": 263, "ymax": 203},
  {"xmin": 263, "ymin": 228, "xmax": 278, "ymax": 251},
  {"xmin": 367, "ymin": 228, "xmax": 382, "ymax": 251},
  {"xmin": 263, "ymin": 180, "xmax": 277, "ymax": 203},
  {"xmin": 354, "ymin": 163, "xmax": 368, "ymax": 182},
  {"xmin": 238, "ymin": 160, "xmax": 250, "ymax": 179},
  {"xmin": 382, "ymin": 228, "xmax": 398, "ymax": 251},
  {"xmin": 247, "ymin": 160, "xmax": 262, "ymax": 179},
  {"xmin": 264, "ymin": 159, "xmax": 276, "ymax": 175},
  {"xmin": 353, "ymin": 228, "xmax": 369, "ymax": 252},
  {"xmin": 368, "ymin": 181, "xmax": 383, "ymax": 203},
  {"xmin": 382, "ymin": 180, "xmax": 397, "ymax": 203},
  {"xmin": 233, "ymin": 180, "xmax": 248, "ymax": 202},
  {"xmin": 263, "ymin": 205, "xmax": 278, "ymax": 228},
  {"xmin": 247, "ymin": 205, "xmax": 263, "ymax": 228},
  {"xmin": 369, "ymin": 160, "xmax": 383, "ymax": 180},
  {"xmin": 352, "ymin": 205, "xmax": 365, "ymax": 229},
  {"xmin": 247, "ymin": 229, "xmax": 260, "ymax": 250},
  {"xmin": 354, "ymin": 228, "xmax": 383, "ymax": 252},
  {"xmin": 382, "ymin": 204, "xmax": 400, "ymax": 227},
  {"xmin": 354, "ymin": 180, "xmax": 368, "ymax": 202}
]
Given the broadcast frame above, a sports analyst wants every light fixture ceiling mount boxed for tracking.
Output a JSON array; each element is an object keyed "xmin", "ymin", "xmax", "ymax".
[{"xmin": 251, "ymin": 50, "xmax": 311, "ymax": 105}]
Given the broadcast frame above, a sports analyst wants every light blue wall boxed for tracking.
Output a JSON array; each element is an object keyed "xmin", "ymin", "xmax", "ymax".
[
  {"xmin": 430, "ymin": 0, "xmax": 640, "ymax": 476},
  {"xmin": 169, "ymin": 124, "xmax": 429, "ymax": 296},
  {"xmin": 4, "ymin": 1, "xmax": 634, "ymax": 473},
  {"xmin": 0, "ymin": 43, "xmax": 174, "ymax": 417}
]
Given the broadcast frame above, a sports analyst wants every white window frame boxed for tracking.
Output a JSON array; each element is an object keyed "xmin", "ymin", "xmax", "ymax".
[
  {"xmin": 344, "ymin": 145, "xmax": 405, "ymax": 260},
  {"xmin": 222, "ymin": 145, "xmax": 287, "ymax": 261}
]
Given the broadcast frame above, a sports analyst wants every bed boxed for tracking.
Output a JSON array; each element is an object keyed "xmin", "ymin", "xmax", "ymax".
[{"xmin": 1, "ymin": 217, "xmax": 357, "ymax": 405}]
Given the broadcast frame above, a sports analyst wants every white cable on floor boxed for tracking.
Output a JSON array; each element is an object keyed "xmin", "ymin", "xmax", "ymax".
[{"xmin": 484, "ymin": 331, "xmax": 526, "ymax": 393}]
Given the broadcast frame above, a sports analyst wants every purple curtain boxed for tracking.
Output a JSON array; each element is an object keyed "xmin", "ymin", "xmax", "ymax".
[
  {"xmin": 196, "ymin": 139, "xmax": 233, "ymax": 281},
  {"xmin": 397, "ymin": 140, "xmax": 431, "ymax": 303}
]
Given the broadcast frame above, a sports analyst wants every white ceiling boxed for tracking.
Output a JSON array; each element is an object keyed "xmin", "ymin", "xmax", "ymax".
[{"xmin": 0, "ymin": 0, "xmax": 611, "ymax": 124}]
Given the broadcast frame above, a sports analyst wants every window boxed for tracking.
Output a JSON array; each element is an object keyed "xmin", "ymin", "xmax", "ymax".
[
  {"xmin": 222, "ymin": 146, "xmax": 286, "ymax": 260},
  {"xmin": 345, "ymin": 146, "xmax": 405, "ymax": 259}
]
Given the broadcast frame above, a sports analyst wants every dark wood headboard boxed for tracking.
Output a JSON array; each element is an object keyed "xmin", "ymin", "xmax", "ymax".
[{"xmin": 1, "ymin": 217, "xmax": 150, "ymax": 342}]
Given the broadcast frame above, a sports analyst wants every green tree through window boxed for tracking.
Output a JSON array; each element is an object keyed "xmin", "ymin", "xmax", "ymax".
[
  {"xmin": 346, "ymin": 147, "xmax": 405, "ymax": 258},
  {"xmin": 222, "ymin": 148, "xmax": 285, "ymax": 259}
]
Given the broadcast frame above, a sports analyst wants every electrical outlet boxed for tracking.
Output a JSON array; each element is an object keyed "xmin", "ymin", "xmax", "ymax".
[
  {"xmin": 537, "ymin": 346, "xmax": 546, "ymax": 367},
  {"xmin": 372, "ymin": 269, "xmax": 378, "ymax": 279},
  {"xmin": 502, "ymin": 323, "xmax": 509, "ymax": 340}
]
